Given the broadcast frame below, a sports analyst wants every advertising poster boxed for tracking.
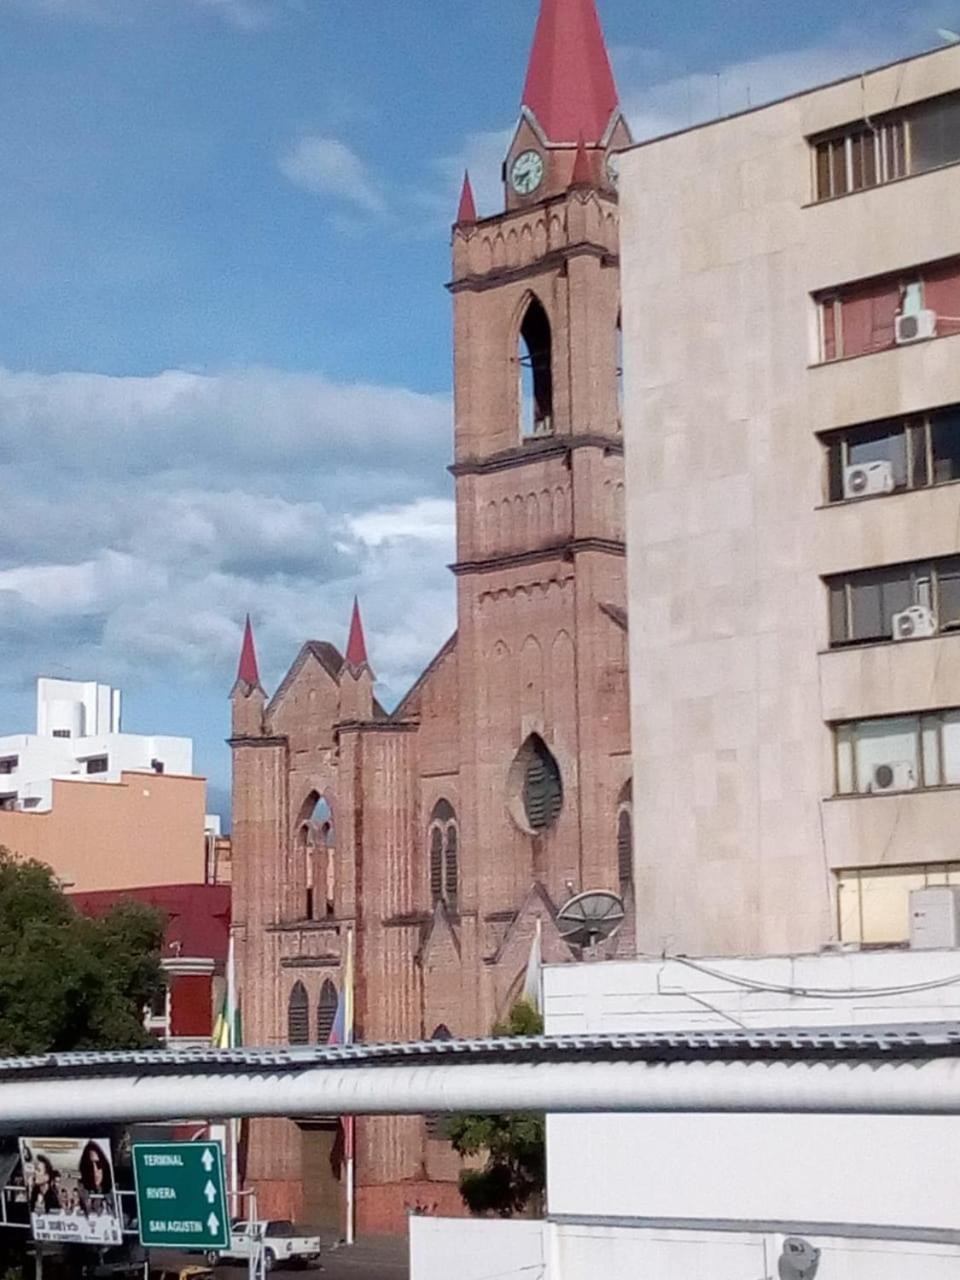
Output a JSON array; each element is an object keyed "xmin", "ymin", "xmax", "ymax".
[{"xmin": 19, "ymin": 1136, "xmax": 123, "ymax": 1246}]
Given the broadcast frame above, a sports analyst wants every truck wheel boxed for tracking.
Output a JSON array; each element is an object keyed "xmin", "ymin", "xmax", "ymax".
[
  {"xmin": 264, "ymin": 1249, "xmax": 276, "ymax": 1273},
  {"xmin": 205, "ymin": 1253, "xmax": 219, "ymax": 1266}
]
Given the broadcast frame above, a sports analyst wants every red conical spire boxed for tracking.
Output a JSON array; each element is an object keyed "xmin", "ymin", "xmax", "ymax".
[
  {"xmin": 345, "ymin": 597, "xmax": 369, "ymax": 670},
  {"xmin": 457, "ymin": 171, "xmax": 477, "ymax": 225},
  {"xmin": 236, "ymin": 614, "xmax": 260, "ymax": 689},
  {"xmin": 522, "ymin": 0, "xmax": 620, "ymax": 144},
  {"xmin": 571, "ymin": 134, "xmax": 592, "ymax": 185}
]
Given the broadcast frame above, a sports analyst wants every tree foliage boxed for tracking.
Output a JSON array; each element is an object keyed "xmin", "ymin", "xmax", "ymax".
[
  {"xmin": 0, "ymin": 848, "xmax": 165, "ymax": 1056},
  {"xmin": 446, "ymin": 1000, "xmax": 545, "ymax": 1218}
]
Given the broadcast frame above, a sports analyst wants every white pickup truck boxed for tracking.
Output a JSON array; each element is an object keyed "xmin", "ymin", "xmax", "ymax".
[{"xmin": 207, "ymin": 1220, "xmax": 322, "ymax": 1271}]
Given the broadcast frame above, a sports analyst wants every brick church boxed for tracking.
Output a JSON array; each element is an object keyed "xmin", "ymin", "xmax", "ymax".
[{"xmin": 230, "ymin": 0, "xmax": 633, "ymax": 1236}]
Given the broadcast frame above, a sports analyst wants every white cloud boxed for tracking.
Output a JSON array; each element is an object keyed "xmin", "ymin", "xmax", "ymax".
[
  {"xmin": 430, "ymin": 127, "xmax": 512, "ymax": 225},
  {"xmin": 0, "ymin": 364, "xmax": 455, "ymax": 707},
  {"xmin": 279, "ymin": 136, "xmax": 386, "ymax": 215},
  {"xmin": 0, "ymin": 0, "xmax": 284, "ymax": 26},
  {"xmin": 349, "ymin": 497, "xmax": 455, "ymax": 548}
]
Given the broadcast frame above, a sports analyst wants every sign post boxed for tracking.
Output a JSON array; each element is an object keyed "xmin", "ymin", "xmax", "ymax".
[{"xmin": 132, "ymin": 1143, "xmax": 229, "ymax": 1252}]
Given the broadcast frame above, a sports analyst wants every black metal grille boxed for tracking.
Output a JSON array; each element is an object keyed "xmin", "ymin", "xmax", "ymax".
[
  {"xmin": 430, "ymin": 826, "xmax": 444, "ymax": 901},
  {"xmin": 617, "ymin": 808, "xmax": 633, "ymax": 886},
  {"xmin": 287, "ymin": 981, "xmax": 309, "ymax": 1046},
  {"xmin": 444, "ymin": 826, "xmax": 459, "ymax": 908},
  {"xmin": 317, "ymin": 979, "xmax": 338, "ymax": 1044},
  {"xmin": 523, "ymin": 738, "xmax": 562, "ymax": 832}
]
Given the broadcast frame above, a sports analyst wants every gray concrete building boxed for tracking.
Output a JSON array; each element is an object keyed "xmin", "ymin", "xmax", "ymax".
[{"xmin": 619, "ymin": 44, "xmax": 960, "ymax": 956}]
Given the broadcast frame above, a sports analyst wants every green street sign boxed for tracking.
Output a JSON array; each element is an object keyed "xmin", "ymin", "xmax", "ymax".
[{"xmin": 132, "ymin": 1142, "xmax": 229, "ymax": 1250}]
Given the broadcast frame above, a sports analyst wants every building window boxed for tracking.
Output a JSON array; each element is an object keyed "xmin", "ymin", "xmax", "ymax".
[
  {"xmin": 84, "ymin": 756, "xmax": 108, "ymax": 775},
  {"xmin": 518, "ymin": 296, "xmax": 554, "ymax": 439},
  {"xmin": 52, "ymin": 729, "xmax": 71, "ymax": 739},
  {"xmin": 838, "ymin": 862, "xmax": 960, "ymax": 946},
  {"xmin": 151, "ymin": 759, "xmax": 165, "ymax": 774},
  {"xmin": 834, "ymin": 708, "xmax": 960, "ymax": 796},
  {"xmin": 424, "ymin": 1024, "xmax": 453, "ymax": 1139},
  {"xmin": 823, "ymin": 405, "xmax": 960, "ymax": 502},
  {"xmin": 0, "ymin": 794, "xmax": 16, "ymax": 812},
  {"xmin": 816, "ymin": 256, "xmax": 960, "ymax": 363},
  {"xmin": 287, "ymin": 981, "xmax": 310, "ymax": 1045},
  {"xmin": 827, "ymin": 557, "xmax": 960, "ymax": 646},
  {"xmin": 428, "ymin": 800, "xmax": 458, "ymax": 909},
  {"xmin": 811, "ymin": 90, "xmax": 960, "ymax": 203},
  {"xmin": 616, "ymin": 781, "xmax": 632, "ymax": 889},
  {"xmin": 317, "ymin": 979, "xmax": 338, "ymax": 1045},
  {"xmin": 507, "ymin": 735, "xmax": 563, "ymax": 835},
  {"xmin": 0, "ymin": 757, "xmax": 18, "ymax": 775},
  {"xmin": 297, "ymin": 794, "xmax": 336, "ymax": 921},
  {"xmin": 814, "ymin": 118, "xmax": 905, "ymax": 200}
]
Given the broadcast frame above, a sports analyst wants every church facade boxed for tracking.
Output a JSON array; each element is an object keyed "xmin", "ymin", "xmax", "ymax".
[{"xmin": 230, "ymin": 0, "xmax": 633, "ymax": 1235}]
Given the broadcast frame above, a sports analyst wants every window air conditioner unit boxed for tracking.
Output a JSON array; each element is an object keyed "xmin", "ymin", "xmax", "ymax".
[
  {"xmin": 531, "ymin": 415, "xmax": 554, "ymax": 438},
  {"xmin": 893, "ymin": 605, "xmax": 938, "ymax": 640},
  {"xmin": 870, "ymin": 761, "xmax": 917, "ymax": 793},
  {"xmin": 895, "ymin": 309, "xmax": 937, "ymax": 344},
  {"xmin": 843, "ymin": 460, "xmax": 894, "ymax": 499}
]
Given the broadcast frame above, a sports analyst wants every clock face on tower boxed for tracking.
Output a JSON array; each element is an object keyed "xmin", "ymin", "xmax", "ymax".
[{"xmin": 510, "ymin": 149, "xmax": 545, "ymax": 195}]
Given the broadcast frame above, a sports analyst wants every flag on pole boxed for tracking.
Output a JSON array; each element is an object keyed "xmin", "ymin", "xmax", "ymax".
[
  {"xmin": 213, "ymin": 932, "xmax": 241, "ymax": 1048},
  {"xmin": 327, "ymin": 928, "xmax": 356, "ymax": 1245},
  {"xmin": 522, "ymin": 917, "xmax": 543, "ymax": 1013}
]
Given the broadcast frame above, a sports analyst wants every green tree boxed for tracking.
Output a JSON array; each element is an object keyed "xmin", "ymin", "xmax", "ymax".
[
  {"xmin": 0, "ymin": 848, "xmax": 165, "ymax": 1056},
  {"xmin": 446, "ymin": 1001, "xmax": 545, "ymax": 1218}
]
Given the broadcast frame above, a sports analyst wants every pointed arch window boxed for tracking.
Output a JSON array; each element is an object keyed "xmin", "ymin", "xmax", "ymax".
[
  {"xmin": 297, "ymin": 794, "xmax": 336, "ymax": 921},
  {"xmin": 424, "ymin": 1024, "xmax": 453, "ymax": 1139},
  {"xmin": 509, "ymin": 734, "xmax": 563, "ymax": 835},
  {"xmin": 428, "ymin": 800, "xmax": 458, "ymax": 909},
  {"xmin": 519, "ymin": 297, "xmax": 554, "ymax": 439},
  {"xmin": 287, "ymin": 981, "xmax": 309, "ymax": 1046},
  {"xmin": 317, "ymin": 978, "xmax": 339, "ymax": 1044},
  {"xmin": 617, "ymin": 780, "xmax": 633, "ymax": 889}
]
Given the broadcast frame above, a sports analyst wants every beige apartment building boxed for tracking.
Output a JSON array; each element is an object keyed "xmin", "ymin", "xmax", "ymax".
[
  {"xmin": 0, "ymin": 770, "xmax": 210, "ymax": 892},
  {"xmin": 620, "ymin": 44, "xmax": 960, "ymax": 956}
]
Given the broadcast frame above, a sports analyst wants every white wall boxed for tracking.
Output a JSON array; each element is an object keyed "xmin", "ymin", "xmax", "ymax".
[
  {"xmin": 409, "ymin": 1216, "xmax": 543, "ymax": 1280},
  {"xmin": 538, "ymin": 952, "xmax": 960, "ymax": 1274},
  {"xmin": 544, "ymin": 950, "xmax": 960, "ymax": 1033},
  {"xmin": 552, "ymin": 1226, "xmax": 959, "ymax": 1280}
]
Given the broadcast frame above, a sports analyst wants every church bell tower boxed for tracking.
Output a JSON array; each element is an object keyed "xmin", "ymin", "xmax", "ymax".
[{"xmin": 449, "ymin": 0, "xmax": 632, "ymax": 921}]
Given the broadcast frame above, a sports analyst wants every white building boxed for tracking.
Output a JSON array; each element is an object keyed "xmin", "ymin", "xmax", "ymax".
[
  {"xmin": 0, "ymin": 677, "xmax": 193, "ymax": 812},
  {"xmin": 412, "ymin": 948, "xmax": 960, "ymax": 1280}
]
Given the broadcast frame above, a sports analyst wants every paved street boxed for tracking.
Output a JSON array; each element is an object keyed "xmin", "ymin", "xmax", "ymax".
[{"xmin": 156, "ymin": 1239, "xmax": 408, "ymax": 1280}]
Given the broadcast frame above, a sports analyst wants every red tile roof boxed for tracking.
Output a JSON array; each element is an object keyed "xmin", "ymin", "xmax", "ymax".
[{"xmin": 71, "ymin": 884, "xmax": 230, "ymax": 963}]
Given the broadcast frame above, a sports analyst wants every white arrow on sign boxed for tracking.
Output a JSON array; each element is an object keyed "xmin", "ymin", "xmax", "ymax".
[
  {"xmin": 201, "ymin": 1148, "xmax": 215, "ymax": 1172},
  {"xmin": 207, "ymin": 1213, "xmax": 220, "ymax": 1236},
  {"xmin": 204, "ymin": 1180, "xmax": 217, "ymax": 1204}
]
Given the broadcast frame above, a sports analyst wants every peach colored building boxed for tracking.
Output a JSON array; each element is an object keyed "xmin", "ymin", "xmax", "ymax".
[
  {"xmin": 619, "ymin": 43, "xmax": 960, "ymax": 957},
  {"xmin": 0, "ymin": 769, "xmax": 209, "ymax": 893},
  {"xmin": 230, "ymin": 0, "xmax": 633, "ymax": 1237}
]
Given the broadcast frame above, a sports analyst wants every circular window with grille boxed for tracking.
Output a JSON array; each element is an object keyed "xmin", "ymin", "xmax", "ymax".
[{"xmin": 507, "ymin": 734, "xmax": 563, "ymax": 835}]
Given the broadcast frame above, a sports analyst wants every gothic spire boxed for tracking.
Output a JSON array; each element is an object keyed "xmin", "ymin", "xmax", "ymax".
[
  {"xmin": 521, "ymin": 0, "xmax": 620, "ymax": 144},
  {"xmin": 236, "ymin": 614, "xmax": 261, "ymax": 689},
  {"xmin": 457, "ymin": 170, "xmax": 477, "ymax": 225},
  {"xmin": 570, "ymin": 134, "xmax": 593, "ymax": 185},
  {"xmin": 345, "ymin": 597, "xmax": 370, "ymax": 671}
]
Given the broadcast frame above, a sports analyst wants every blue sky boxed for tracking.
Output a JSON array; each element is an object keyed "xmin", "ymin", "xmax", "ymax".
[{"xmin": 0, "ymin": 0, "xmax": 953, "ymax": 818}]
